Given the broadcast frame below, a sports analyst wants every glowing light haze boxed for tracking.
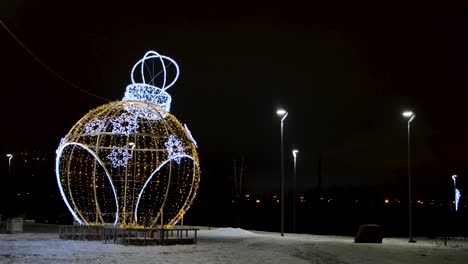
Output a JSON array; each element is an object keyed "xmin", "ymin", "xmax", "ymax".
[
  {"xmin": 402, "ymin": 111, "xmax": 414, "ymax": 117},
  {"xmin": 276, "ymin": 109, "xmax": 287, "ymax": 116}
]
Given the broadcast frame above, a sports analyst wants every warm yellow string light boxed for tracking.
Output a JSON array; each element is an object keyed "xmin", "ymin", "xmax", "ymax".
[{"xmin": 56, "ymin": 100, "xmax": 200, "ymax": 228}]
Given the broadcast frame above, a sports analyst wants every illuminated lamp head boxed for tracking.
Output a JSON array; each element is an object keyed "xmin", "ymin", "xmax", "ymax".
[{"xmin": 122, "ymin": 51, "xmax": 179, "ymax": 114}]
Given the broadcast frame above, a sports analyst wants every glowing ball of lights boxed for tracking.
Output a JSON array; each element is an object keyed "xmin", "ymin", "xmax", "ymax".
[{"xmin": 56, "ymin": 51, "xmax": 200, "ymax": 228}]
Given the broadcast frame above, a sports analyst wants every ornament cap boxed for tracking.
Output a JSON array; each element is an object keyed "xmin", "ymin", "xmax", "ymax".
[
  {"xmin": 122, "ymin": 50, "xmax": 179, "ymax": 112},
  {"xmin": 123, "ymin": 84, "xmax": 172, "ymax": 112}
]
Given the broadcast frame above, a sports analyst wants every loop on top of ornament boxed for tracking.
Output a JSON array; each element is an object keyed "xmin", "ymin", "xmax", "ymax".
[{"xmin": 122, "ymin": 50, "xmax": 179, "ymax": 113}]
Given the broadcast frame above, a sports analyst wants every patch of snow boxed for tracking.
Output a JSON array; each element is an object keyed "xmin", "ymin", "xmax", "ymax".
[
  {"xmin": 1, "ymin": 229, "xmax": 468, "ymax": 264},
  {"xmin": 199, "ymin": 227, "xmax": 259, "ymax": 238}
]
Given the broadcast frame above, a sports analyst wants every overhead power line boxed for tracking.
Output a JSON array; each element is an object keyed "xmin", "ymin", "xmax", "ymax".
[{"xmin": 0, "ymin": 18, "xmax": 110, "ymax": 102}]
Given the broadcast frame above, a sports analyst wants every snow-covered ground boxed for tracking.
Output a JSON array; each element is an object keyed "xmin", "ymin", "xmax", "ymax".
[{"xmin": 1, "ymin": 227, "xmax": 468, "ymax": 263}]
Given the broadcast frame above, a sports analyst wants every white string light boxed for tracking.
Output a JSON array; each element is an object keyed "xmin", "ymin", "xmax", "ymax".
[
  {"xmin": 184, "ymin": 124, "xmax": 198, "ymax": 148},
  {"xmin": 56, "ymin": 142, "xmax": 119, "ymax": 226},
  {"xmin": 107, "ymin": 146, "xmax": 132, "ymax": 168},
  {"xmin": 122, "ymin": 50, "xmax": 179, "ymax": 114},
  {"xmin": 123, "ymin": 101, "xmax": 166, "ymax": 120},
  {"xmin": 110, "ymin": 113, "xmax": 139, "ymax": 136},
  {"xmin": 56, "ymin": 137, "xmax": 66, "ymax": 154},
  {"xmin": 84, "ymin": 118, "xmax": 106, "ymax": 134},
  {"xmin": 55, "ymin": 50, "xmax": 200, "ymax": 228},
  {"xmin": 165, "ymin": 135, "xmax": 186, "ymax": 164}
]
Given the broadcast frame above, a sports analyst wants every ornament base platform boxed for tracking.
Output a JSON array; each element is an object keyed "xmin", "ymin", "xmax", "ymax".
[{"xmin": 58, "ymin": 225, "xmax": 199, "ymax": 245}]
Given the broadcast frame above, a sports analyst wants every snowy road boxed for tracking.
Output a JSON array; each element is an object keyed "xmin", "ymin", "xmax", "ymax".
[{"xmin": 1, "ymin": 228, "xmax": 467, "ymax": 263}]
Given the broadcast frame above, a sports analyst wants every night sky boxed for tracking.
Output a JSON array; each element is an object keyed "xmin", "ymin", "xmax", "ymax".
[{"xmin": 1, "ymin": 1, "xmax": 467, "ymax": 197}]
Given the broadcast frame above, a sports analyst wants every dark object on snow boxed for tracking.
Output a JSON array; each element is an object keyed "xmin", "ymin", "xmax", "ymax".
[{"xmin": 355, "ymin": 224, "xmax": 383, "ymax": 243}]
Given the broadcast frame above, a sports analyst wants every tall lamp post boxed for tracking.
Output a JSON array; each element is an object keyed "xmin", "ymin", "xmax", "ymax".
[
  {"xmin": 402, "ymin": 111, "xmax": 416, "ymax": 243},
  {"xmin": 292, "ymin": 149, "xmax": 298, "ymax": 233},
  {"xmin": 452, "ymin": 175, "xmax": 460, "ymax": 212},
  {"xmin": 277, "ymin": 109, "xmax": 288, "ymax": 237},
  {"xmin": 6, "ymin": 154, "xmax": 13, "ymax": 177}
]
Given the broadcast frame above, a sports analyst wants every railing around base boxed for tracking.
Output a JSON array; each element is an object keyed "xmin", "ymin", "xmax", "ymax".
[
  {"xmin": 59, "ymin": 225, "xmax": 198, "ymax": 245},
  {"xmin": 58, "ymin": 225, "xmax": 105, "ymax": 240}
]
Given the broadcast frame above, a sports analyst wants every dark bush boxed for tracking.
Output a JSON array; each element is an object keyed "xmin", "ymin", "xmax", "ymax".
[{"xmin": 355, "ymin": 224, "xmax": 383, "ymax": 243}]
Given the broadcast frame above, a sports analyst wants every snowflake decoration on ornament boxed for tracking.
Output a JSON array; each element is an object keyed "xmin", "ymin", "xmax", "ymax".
[
  {"xmin": 56, "ymin": 136, "xmax": 67, "ymax": 154},
  {"xmin": 84, "ymin": 118, "xmax": 106, "ymax": 134},
  {"xmin": 59, "ymin": 136, "xmax": 66, "ymax": 146},
  {"xmin": 110, "ymin": 113, "xmax": 139, "ymax": 136},
  {"xmin": 107, "ymin": 146, "xmax": 132, "ymax": 168},
  {"xmin": 123, "ymin": 102, "xmax": 166, "ymax": 120},
  {"xmin": 165, "ymin": 135, "xmax": 186, "ymax": 164}
]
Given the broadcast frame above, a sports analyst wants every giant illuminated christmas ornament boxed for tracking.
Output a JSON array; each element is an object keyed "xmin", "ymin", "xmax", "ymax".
[{"xmin": 55, "ymin": 51, "xmax": 200, "ymax": 228}]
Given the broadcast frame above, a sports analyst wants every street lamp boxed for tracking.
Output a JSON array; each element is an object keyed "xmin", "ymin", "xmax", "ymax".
[
  {"xmin": 276, "ymin": 108, "xmax": 288, "ymax": 237},
  {"xmin": 292, "ymin": 149, "xmax": 298, "ymax": 233},
  {"xmin": 402, "ymin": 110, "xmax": 416, "ymax": 243},
  {"xmin": 6, "ymin": 154, "xmax": 13, "ymax": 177},
  {"xmin": 452, "ymin": 175, "xmax": 460, "ymax": 212}
]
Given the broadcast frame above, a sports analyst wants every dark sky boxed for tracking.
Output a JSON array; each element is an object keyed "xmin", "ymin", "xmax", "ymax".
[{"xmin": 0, "ymin": 1, "xmax": 467, "ymax": 196}]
